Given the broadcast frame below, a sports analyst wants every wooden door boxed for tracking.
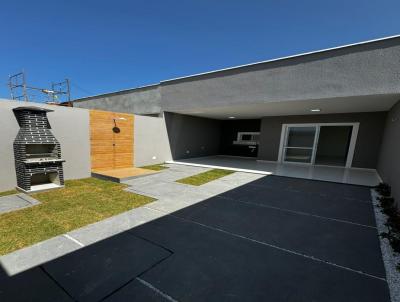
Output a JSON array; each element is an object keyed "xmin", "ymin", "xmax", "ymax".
[{"xmin": 90, "ymin": 110, "xmax": 134, "ymax": 170}]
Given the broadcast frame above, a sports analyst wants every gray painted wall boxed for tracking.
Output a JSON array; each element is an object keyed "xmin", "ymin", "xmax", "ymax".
[
  {"xmin": 378, "ymin": 100, "xmax": 400, "ymax": 205},
  {"xmin": 161, "ymin": 38, "xmax": 400, "ymax": 111},
  {"xmin": 72, "ymin": 38, "xmax": 400, "ymax": 118},
  {"xmin": 134, "ymin": 114, "xmax": 172, "ymax": 166},
  {"xmin": 74, "ymin": 85, "xmax": 161, "ymax": 115},
  {"xmin": 0, "ymin": 100, "xmax": 91, "ymax": 191},
  {"xmin": 258, "ymin": 112, "xmax": 387, "ymax": 169},
  {"xmin": 164, "ymin": 112, "xmax": 221, "ymax": 159}
]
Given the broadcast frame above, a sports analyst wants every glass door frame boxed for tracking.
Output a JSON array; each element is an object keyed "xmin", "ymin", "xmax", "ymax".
[
  {"xmin": 282, "ymin": 125, "xmax": 319, "ymax": 165},
  {"xmin": 277, "ymin": 123, "xmax": 360, "ymax": 168}
]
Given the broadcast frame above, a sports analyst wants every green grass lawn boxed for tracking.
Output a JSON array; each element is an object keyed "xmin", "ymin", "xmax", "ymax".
[
  {"xmin": 140, "ymin": 164, "xmax": 169, "ymax": 171},
  {"xmin": 0, "ymin": 178, "xmax": 154, "ymax": 255},
  {"xmin": 176, "ymin": 169, "xmax": 235, "ymax": 186},
  {"xmin": 0, "ymin": 189, "xmax": 18, "ymax": 197}
]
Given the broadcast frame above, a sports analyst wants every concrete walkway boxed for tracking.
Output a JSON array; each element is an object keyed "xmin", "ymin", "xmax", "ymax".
[
  {"xmin": 0, "ymin": 193, "xmax": 40, "ymax": 214},
  {"xmin": 124, "ymin": 164, "xmax": 263, "ymax": 212},
  {"xmin": 0, "ymin": 164, "xmax": 262, "ymax": 275}
]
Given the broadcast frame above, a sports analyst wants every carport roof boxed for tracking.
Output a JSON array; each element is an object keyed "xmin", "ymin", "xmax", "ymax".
[
  {"xmin": 161, "ymin": 34, "xmax": 400, "ymax": 85},
  {"xmin": 73, "ymin": 34, "xmax": 400, "ymax": 103}
]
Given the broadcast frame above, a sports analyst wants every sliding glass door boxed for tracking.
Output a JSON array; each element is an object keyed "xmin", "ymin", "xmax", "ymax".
[
  {"xmin": 283, "ymin": 126, "xmax": 317, "ymax": 164},
  {"xmin": 280, "ymin": 123, "xmax": 358, "ymax": 167},
  {"xmin": 315, "ymin": 126, "xmax": 353, "ymax": 166}
]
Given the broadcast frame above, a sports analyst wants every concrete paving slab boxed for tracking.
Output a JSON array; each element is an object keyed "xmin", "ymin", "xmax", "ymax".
[
  {"xmin": 144, "ymin": 197, "xmax": 207, "ymax": 214},
  {"xmin": 173, "ymin": 196, "xmax": 386, "ymax": 278},
  {"xmin": 0, "ymin": 193, "xmax": 40, "ymax": 214},
  {"xmin": 0, "ymin": 195, "xmax": 30, "ymax": 213},
  {"xmin": 103, "ymin": 278, "xmax": 172, "ymax": 302},
  {"xmin": 221, "ymin": 183, "xmax": 376, "ymax": 226},
  {"xmin": 194, "ymin": 182, "xmax": 235, "ymax": 195},
  {"xmin": 194, "ymin": 174, "xmax": 265, "ymax": 196},
  {"xmin": 127, "ymin": 181, "xmax": 204, "ymax": 200},
  {"xmin": 0, "ymin": 235, "xmax": 81, "ymax": 276},
  {"xmin": 164, "ymin": 164, "xmax": 210, "ymax": 174},
  {"xmin": 0, "ymin": 266, "xmax": 73, "ymax": 302},
  {"xmin": 122, "ymin": 171, "xmax": 187, "ymax": 185},
  {"xmin": 124, "ymin": 187, "xmax": 160, "ymax": 199},
  {"xmin": 216, "ymin": 171, "xmax": 264, "ymax": 184},
  {"xmin": 158, "ymin": 190, "xmax": 211, "ymax": 204},
  {"xmin": 67, "ymin": 207, "xmax": 165, "ymax": 246},
  {"xmin": 18, "ymin": 193, "xmax": 41, "ymax": 205},
  {"xmin": 43, "ymin": 232, "xmax": 171, "ymax": 302},
  {"xmin": 130, "ymin": 215, "xmax": 390, "ymax": 302}
]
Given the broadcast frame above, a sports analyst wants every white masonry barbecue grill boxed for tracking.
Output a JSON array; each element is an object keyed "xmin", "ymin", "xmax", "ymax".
[{"xmin": 13, "ymin": 106, "xmax": 65, "ymax": 193}]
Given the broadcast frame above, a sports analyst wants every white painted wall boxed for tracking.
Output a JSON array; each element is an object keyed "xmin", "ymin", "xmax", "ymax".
[
  {"xmin": 134, "ymin": 114, "xmax": 172, "ymax": 167},
  {"xmin": 0, "ymin": 99, "xmax": 91, "ymax": 191}
]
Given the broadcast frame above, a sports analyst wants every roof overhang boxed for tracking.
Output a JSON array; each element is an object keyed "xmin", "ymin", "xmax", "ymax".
[{"xmin": 171, "ymin": 94, "xmax": 400, "ymax": 119}]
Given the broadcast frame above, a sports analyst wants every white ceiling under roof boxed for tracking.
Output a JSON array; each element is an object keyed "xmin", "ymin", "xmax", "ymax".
[{"xmin": 173, "ymin": 94, "xmax": 400, "ymax": 119}]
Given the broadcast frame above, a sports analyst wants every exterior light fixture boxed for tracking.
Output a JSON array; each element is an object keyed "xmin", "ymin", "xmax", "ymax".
[
  {"xmin": 112, "ymin": 117, "xmax": 127, "ymax": 133},
  {"xmin": 310, "ymin": 109, "xmax": 321, "ymax": 112},
  {"xmin": 228, "ymin": 116, "xmax": 236, "ymax": 119}
]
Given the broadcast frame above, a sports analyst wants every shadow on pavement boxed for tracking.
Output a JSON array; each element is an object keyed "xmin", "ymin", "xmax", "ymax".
[{"xmin": 0, "ymin": 175, "xmax": 391, "ymax": 302}]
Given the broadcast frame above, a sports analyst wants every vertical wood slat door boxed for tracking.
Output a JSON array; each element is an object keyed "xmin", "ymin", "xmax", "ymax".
[{"xmin": 89, "ymin": 110, "xmax": 134, "ymax": 170}]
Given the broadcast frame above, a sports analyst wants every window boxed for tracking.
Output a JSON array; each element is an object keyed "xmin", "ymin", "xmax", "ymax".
[{"xmin": 233, "ymin": 132, "xmax": 260, "ymax": 145}]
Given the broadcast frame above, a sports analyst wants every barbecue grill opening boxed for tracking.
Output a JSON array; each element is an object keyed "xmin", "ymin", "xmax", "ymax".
[
  {"xmin": 25, "ymin": 144, "xmax": 57, "ymax": 159},
  {"xmin": 31, "ymin": 172, "xmax": 61, "ymax": 187}
]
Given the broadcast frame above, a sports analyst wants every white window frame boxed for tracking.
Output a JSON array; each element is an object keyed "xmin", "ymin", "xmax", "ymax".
[
  {"xmin": 233, "ymin": 132, "xmax": 260, "ymax": 145},
  {"xmin": 277, "ymin": 123, "xmax": 359, "ymax": 168}
]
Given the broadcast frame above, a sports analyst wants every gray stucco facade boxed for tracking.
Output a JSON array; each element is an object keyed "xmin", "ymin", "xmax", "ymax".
[
  {"xmin": 0, "ymin": 100, "xmax": 91, "ymax": 191},
  {"xmin": 74, "ymin": 36, "xmax": 400, "ymax": 117},
  {"xmin": 258, "ymin": 112, "xmax": 387, "ymax": 169},
  {"xmin": 378, "ymin": 100, "xmax": 400, "ymax": 205},
  {"xmin": 164, "ymin": 112, "xmax": 221, "ymax": 159},
  {"xmin": 160, "ymin": 37, "xmax": 400, "ymax": 113},
  {"xmin": 74, "ymin": 85, "xmax": 161, "ymax": 115},
  {"xmin": 72, "ymin": 35, "xmax": 400, "ymax": 196}
]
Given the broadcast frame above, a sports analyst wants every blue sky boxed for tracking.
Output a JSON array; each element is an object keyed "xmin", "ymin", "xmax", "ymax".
[{"xmin": 1, "ymin": 0, "xmax": 399, "ymax": 101}]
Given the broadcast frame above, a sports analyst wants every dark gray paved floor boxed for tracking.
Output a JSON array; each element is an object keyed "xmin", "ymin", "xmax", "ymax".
[{"xmin": 0, "ymin": 176, "xmax": 391, "ymax": 302}]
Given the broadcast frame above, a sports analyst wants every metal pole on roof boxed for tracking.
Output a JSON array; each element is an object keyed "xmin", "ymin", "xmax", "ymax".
[
  {"xmin": 66, "ymin": 78, "xmax": 72, "ymax": 106},
  {"xmin": 22, "ymin": 69, "xmax": 28, "ymax": 101},
  {"xmin": 8, "ymin": 70, "xmax": 29, "ymax": 102},
  {"xmin": 8, "ymin": 70, "xmax": 72, "ymax": 104}
]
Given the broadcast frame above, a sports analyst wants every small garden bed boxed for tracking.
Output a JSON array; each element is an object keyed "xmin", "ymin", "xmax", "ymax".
[
  {"xmin": 373, "ymin": 183, "xmax": 400, "ymax": 302},
  {"xmin": 375, "ymin": 183, "xmax": 400, "ymax": 265},
  {"xmin": 140, "ymin": 164, "xmax": 169, "ymax": 171},
  {"xmin": 176, "ymin": 169, "xmax": 235, "ymax": 186},
  {"xmin": 0, "ymin": 178, "xmax": 154, "ymax": 255}
]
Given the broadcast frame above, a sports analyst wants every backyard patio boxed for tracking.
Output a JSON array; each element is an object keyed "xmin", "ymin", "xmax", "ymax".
[
  {"xmin": 0, "ymin": 164, "xmax": 395, "ymax": 301},
  {"xmin": 2, "ymin": 5, "xmax": 400, "ymax": 301}
]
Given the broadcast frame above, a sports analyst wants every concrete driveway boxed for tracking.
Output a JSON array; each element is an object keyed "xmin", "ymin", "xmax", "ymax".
[{"xmin": 0, "ymin": 167, "xmax": 390, "ymax": 301}]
